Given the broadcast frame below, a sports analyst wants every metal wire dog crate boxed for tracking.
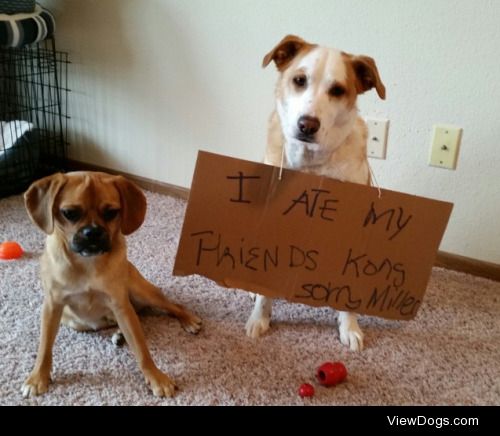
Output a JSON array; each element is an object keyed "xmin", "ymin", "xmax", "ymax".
[{"xmin": 0, "ymin": 37, "xmax": 69, "ymax": 197}]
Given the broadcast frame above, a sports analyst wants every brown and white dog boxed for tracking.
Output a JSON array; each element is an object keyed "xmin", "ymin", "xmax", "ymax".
[
  {"xmin": 245, "ymin": 35, "xmax": 386, "ymax": 351},
  {"xmin": 22, "ymin": 171, "xmax": 202, "ymax": 398}
]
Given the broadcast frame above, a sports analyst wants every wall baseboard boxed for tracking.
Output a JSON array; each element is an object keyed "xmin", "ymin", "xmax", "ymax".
[
  {"xmin": 435, "ymin": 251, "xmax": 500, "ymax": 282},
  {"xmin": 66, "ymin": 159, "xmax": 500, "ymax": 282},
  {"xmin": 66, "ymin": 159, "xmax": 190, "ymax": 200}
]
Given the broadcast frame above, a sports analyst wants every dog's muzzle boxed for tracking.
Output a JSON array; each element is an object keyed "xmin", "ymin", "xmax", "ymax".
[{"xmin": 71, "ymin": 225, "xmax": 111, "ymax": 257}]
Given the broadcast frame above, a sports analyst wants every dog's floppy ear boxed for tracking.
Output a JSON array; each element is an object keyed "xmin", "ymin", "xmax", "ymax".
[
  {"xmin": 24, "ymin": 173, "xmax": 67, "ymax": 234},
  {"xmin": 113, "ymin": 176, "xmax": 146, "ymax": 235},
  {"xmin": 262, "ymin": 35, "xmax": 314, "ymax": 71},
  {"xmin": 350, "ymin": 55, "xmax": 386, "ymax": 99}
]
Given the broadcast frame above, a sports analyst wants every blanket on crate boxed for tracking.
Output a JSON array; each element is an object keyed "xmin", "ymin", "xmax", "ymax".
[{"xmin": 0, "ymin": 4, "xmax": 55, "ymax": 48}]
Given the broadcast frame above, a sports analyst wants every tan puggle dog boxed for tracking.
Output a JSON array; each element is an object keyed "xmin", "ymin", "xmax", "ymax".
[
  {"xmin": 22, "ymin": 171, "xmax": 202, "ymax": 398},
  {"xmin": 246, "ymin": 35, "xmax": 385, "ymax": 351}
]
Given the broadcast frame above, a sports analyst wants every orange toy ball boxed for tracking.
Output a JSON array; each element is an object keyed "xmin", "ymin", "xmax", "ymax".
[{"xmin": 0, "ymin": 241, "xmax": 24, "ymax": 260}]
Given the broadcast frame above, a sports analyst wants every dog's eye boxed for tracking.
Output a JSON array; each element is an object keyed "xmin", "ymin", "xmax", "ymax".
[
  {"xmin": 102, "ymin": 208, "xmax": 120, "ymax": 221},
  {"xmin": 61, "ymin": 208, "xmax": 82, "ymax": 223},
  {"xmin": 293, "ymin": 75, "xmax": 307, "ymax": 88},
  {"xmin": 329, "ymin": 85, "xmax": 346, "ymax": 97}
]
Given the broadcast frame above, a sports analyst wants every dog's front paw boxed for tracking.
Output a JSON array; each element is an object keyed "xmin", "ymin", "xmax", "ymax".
[
  {"xmin": 21, "ymin": 372, "xmax": 51, "ymax": 398},
  {"xmin": 112, "ymin": 331, "xmax": 126, "ymax": 347},
  {"xmin": 338, "ymin": 316, "xmax": 364, "ymax": 352},
  {"xmin": 245, "ymin": 315, "xmax": 270, "ymax": 338},
  {"xmin": 143, "ymin": 368, "xmax": 177, "ymax": 398},
  {"xmin": 179, "ymin": 312, "xmax": 202, "ymax": 335}
]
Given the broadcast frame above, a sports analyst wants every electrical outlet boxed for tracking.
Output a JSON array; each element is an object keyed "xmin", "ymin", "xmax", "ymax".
[
  {"xmin": 429, "ymin": 124, "xmax": 462, "ymax": 170},
  {"xmin": 366, "ymin": 118, "xmax": 389, "ymax": 159}
]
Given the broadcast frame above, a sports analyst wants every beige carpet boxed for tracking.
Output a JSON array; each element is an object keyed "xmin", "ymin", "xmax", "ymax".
[{"xmin": 0, "ymin": 191, "xmax": 499, "ymax": 406}]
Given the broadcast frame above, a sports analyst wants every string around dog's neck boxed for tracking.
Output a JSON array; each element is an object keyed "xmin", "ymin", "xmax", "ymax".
[
  {"xmin": 368, "ymin": 160, "xmax": 382, "ymax": 199},
  {"xmin": 278, "ymin": 145, "xmax": 286, "ymax": 180}
]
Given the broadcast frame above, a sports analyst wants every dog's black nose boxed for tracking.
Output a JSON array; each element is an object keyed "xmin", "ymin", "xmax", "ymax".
[
  {"xmin": 81, "ymin": 225, "xmax": 106, "ymax": 241},
  {"xmin": 72, "ymin": 225, "xmax": 111, "ymax": 256},
  {"xmin": 298, "ymin": 116, "xmax": 320, "ymax": 136}
]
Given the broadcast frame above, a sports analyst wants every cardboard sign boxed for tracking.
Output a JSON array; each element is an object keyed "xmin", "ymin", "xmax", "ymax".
[{"xmin": 173, "ymin": 151, "xmax": 453, "ymax": 320}]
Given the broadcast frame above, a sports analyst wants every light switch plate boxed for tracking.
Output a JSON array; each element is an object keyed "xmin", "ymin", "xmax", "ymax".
[
  {"xmin": 429, "ymin": 124, "xmax": 463, "ymax": 170},
  {"xmin": 366, "ymin": 118, "xmax": 389, "ymax": 159}
]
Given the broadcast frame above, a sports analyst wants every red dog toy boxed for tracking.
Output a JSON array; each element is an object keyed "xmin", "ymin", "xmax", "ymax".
[
  {"xmin": 0, "ymin": 241, "xmax": 24, "ymax": 260},
  {"xmin": 298, "ymin": 383, "xmax": 315, "ymax": 398},
  {"xmin": 316, "ymin": 362, "xmax": 347, "ymax": 386}
]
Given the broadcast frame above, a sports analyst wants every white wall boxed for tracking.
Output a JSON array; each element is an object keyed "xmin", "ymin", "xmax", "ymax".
[{"xmin": 40, "ymin": 0, "xmax": 500, "ymax": 263}]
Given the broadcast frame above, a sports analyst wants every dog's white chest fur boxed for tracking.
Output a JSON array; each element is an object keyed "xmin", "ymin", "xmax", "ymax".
[
  {"xmin": 285, "ymin": 140, "xmax": 330, "ymax": 168},
  {"xmin": 62, "ymin": 290, "xmax": 116, "ymax": 331}
]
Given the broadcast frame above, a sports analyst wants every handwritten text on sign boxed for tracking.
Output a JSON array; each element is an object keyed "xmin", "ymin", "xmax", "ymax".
[{"xmin": 173, "ymin": 151, "xmax": 453, "ymax": 320}]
